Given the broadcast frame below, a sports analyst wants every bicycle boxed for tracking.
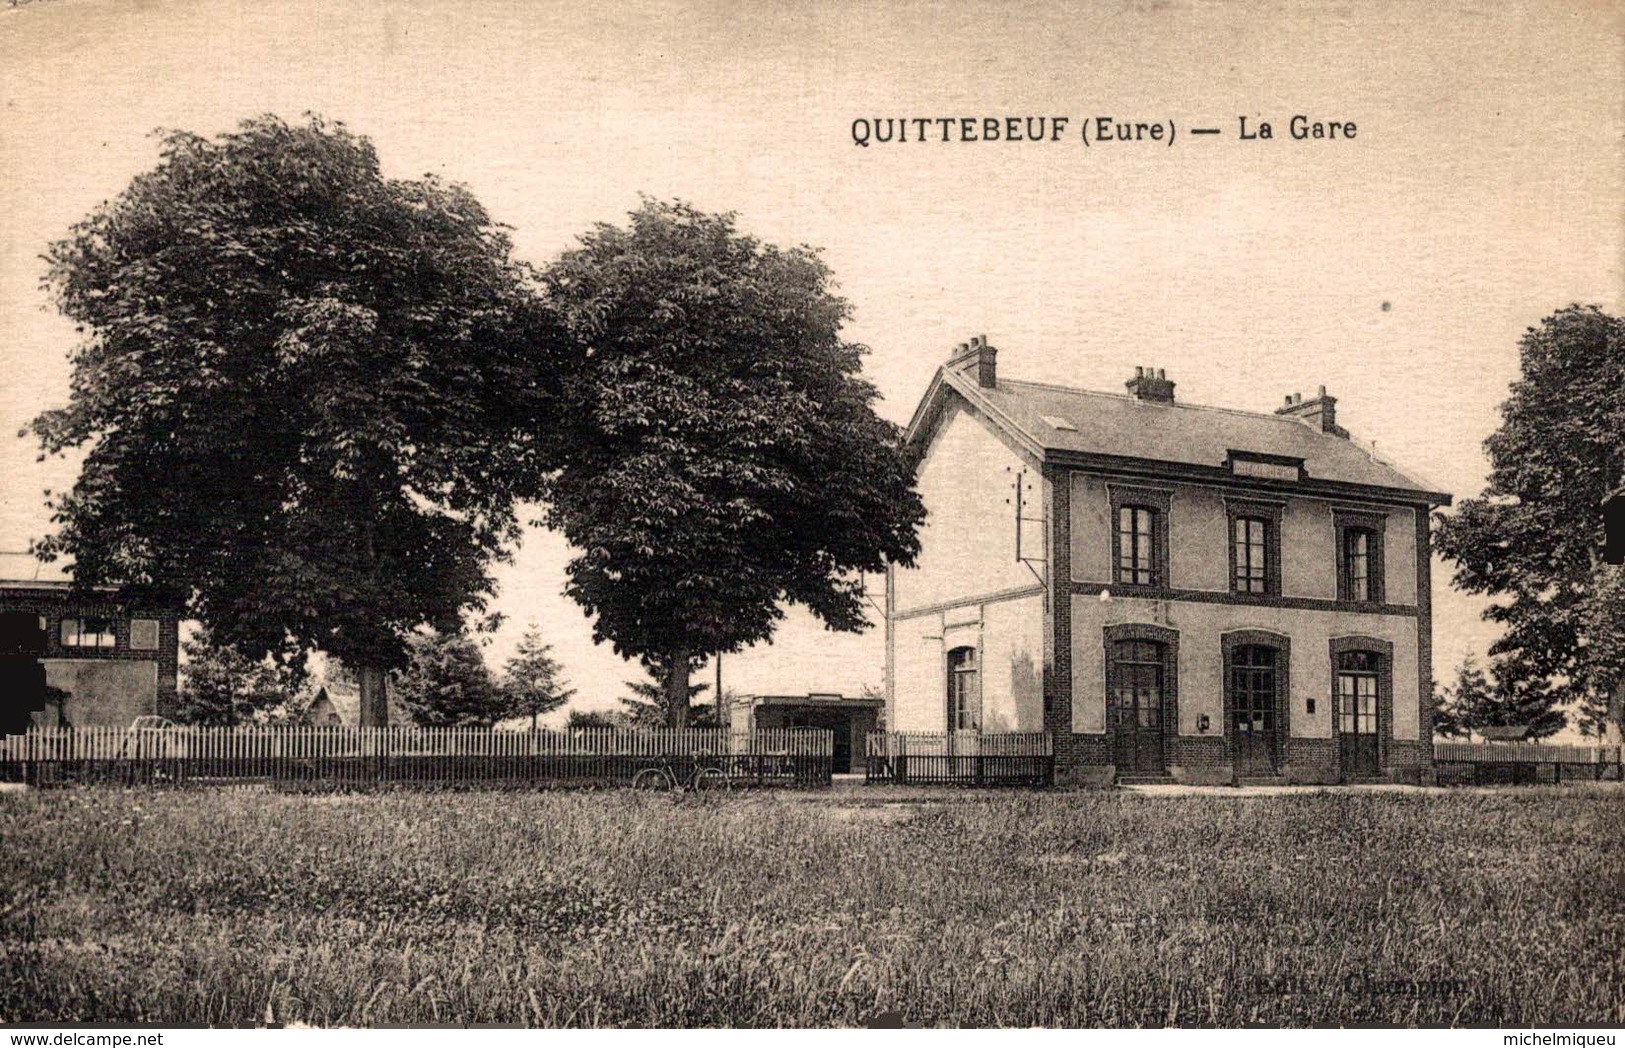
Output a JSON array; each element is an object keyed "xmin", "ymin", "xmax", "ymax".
[{"xmin": 631, "ymin": 751, "xmax": 732, "ymax": 792}]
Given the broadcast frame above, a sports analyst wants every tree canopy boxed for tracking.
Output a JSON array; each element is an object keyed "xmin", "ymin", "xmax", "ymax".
[
  {"xmin": 29, "ymin": 115, "xmax": 563, "ymax": 723},
  {"xmin": 1434, "ymin": 305, "xmax": 1625, "ymax": 736},
  {"xmin": 538, "ymin": 200, "xmax": 925, "ymax": 724}
]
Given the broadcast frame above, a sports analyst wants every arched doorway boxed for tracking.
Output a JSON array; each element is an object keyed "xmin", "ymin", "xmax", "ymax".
[
  {"xmin": 1109, "ymin": 638, "xmax": 1167, "ymax": 776},
  {"xmin": 1335, "ymin": 650, "xmax": 1382, "ymax": 776},
  {"xmin": 1229, "ymin": 644, "xmax": 1282, "ymax": 776}
]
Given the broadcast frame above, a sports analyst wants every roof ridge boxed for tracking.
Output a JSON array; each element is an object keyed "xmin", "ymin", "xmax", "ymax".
[{"xmin": 997, "ymin": 377, "xmax": 1310, "ymax": 427}]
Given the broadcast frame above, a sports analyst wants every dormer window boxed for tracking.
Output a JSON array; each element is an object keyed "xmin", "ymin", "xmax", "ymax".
[{"xmin": 1227, "ymin": 450, "xmax": 1304, "ymax": 483}]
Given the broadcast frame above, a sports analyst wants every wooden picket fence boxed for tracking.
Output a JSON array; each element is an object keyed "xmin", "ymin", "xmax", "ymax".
[
  {"xmin": 865, "ymin": 731, "xmax": 1053, "ymax": 786},
  {"xmin": 0, "ymin": 726, "xmax": 834, "ymax": 789},
  {"xmin": 1433, "ymin": 740, "xmax": 1623, "ymax": 785}
]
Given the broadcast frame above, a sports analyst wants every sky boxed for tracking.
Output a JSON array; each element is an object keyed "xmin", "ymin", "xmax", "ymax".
[{"xmin": 1, "ymin": 0, "xmax": 1621, "ymax": 722}]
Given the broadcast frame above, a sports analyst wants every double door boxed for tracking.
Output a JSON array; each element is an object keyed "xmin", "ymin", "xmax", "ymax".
[
  {"xmin": 1337, "ymin": 669, "xmax": 1380, "ymax": 775},
  {"xmin": 1111, "ymin": 641, "xmax": 1165, "ymax": 776},
  {"xmin": 1230, "ymin": 646, "xmax": 1280, "ymax": 776}
]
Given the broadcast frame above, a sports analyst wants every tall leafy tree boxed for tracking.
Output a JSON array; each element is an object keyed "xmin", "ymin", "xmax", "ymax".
[
  {"xmin": 539, "ymin": 200, "xmax": 925, "ymax": 725},
  {"xmin": 1435, "ymin": 306, "xmax": 1625, "ymax": 738},
  {"xmin": 29, "ymin": 115, "xmax": 563, "ymax": 724},
  {"xmin": 500, "ymin": 624, "xmax": 576, "ymax": 729},
  {"xmin": 393, "ymin": 628, "xmax": 507, "ymax": 727}
]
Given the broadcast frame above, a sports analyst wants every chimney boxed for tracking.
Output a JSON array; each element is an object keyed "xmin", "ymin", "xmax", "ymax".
[
  {"xmin": 948, "ymin": 334, "xmax": 997, "ymax": 389},
  {"xmin": 1275, "ymin": 384, "xmax": 1348, "ymax": 437},
  {"xmin": 1125, "ymin": 365, "xmax": 1175, "ymax": 404}
]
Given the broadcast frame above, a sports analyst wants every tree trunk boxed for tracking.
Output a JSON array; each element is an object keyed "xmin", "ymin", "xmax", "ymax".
[
  {"xmin": 715, "ymin": 652, "xmax": 724, "ymax": 730},
  {"xmin": 665, "ymin": 653, "xmax": 690, "ymax": 729},
  {"xmin": 358, "ymin": 664, "xmax": 389, "ymax": 727},
  {"xmin": 1608, "ymin": 679, "xmax": 1624, "ymax": 747},
  {"xmin": 355, "ymin": 484, "xmax": 389, "ymax": 729}
]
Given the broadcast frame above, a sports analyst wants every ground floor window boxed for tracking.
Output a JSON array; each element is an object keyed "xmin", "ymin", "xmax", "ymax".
[
  {"xmin": 61, "ymin": 617, "xmax": 116, "ymax": 650},
  {"xmin": 947, "ymin": 646, "xmax": 980, "ymax": 731}
]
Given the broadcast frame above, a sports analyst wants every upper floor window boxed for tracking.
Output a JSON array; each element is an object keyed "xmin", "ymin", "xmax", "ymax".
[
  {"xmin": 1117, "ymin": 506, "xmax": 1159, "ymax": 586},
  {"xmin": 1225, "ymin": 499, "xmax": 1283, "ymax": 597},
  {"xmin": 946, "ymin": 646, "xmax": 980, "ymax": 731},
  {"xmin": 1343, "ymin": 530, "xmax": 1372, "ymax": 600},
  {"xmin": 1107, "ymin": 484, "xmax": 1172, "ymax": 589},
  {"xmin": 1334, "ymin": 511, "xmax": 1386, "ymax": 604},
  {"xmin": 61, "ymin": 616, "xmax": 116, "ymax": 649},
  {"xmin": 1233, "ymin": 516, "xmax": 1269, "ymax": 594}
]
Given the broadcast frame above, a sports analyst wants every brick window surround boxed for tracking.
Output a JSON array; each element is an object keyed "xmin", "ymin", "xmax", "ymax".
[
  {"xmin": 1333, "ymin": 509, "xmax": 1386, "ymax": 604},
  {"xmin": 1225, "ymin": 498, "xmax": 1284, "ymax": 597},
  {"xmin": 1102, "ymin": 621, "xmax": 1179, "ymax": 758},
  {"xmin": 1108, "ymin": 484, "xmax": 1172, "ymax": 589},
  {"xmin": 1221, "ymin": 629, "xmax": 1291, "ymax": 763},
  {"xmin": 1329, "ymin": 635, "xmax": 1393, "ymax": 777}
]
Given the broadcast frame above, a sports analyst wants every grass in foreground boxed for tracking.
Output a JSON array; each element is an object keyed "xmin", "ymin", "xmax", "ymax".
[{"xmin": 2, "ymin": 785, "xmax": 1622, "ymax": 1027}]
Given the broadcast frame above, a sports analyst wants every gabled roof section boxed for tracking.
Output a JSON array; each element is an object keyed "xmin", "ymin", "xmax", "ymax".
[
  {"xmin": 904, "ymin": 368, "xmax": 1451, "ymax": 506},
  {"xmin": 904, "ymin": 368, "xmax": 1047, "ymax": 461}
]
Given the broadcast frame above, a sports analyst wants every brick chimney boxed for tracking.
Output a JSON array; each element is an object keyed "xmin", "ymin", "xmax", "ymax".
[
  {"xmin": 948, "ymin": 334, "xmax": 997, "ymax": 389},
  {"xmin": 1275, "ymin": 385, "xmax": 1348, "ymax": 437},
  {"xmin": 1125, "ymin": 366, "xmax": 1175, "ymax": 404}
]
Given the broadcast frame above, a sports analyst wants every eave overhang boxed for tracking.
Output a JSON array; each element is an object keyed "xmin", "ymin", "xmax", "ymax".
[{"xmin": 904, "ymin": 368, "xmax": 1453, "ymax": 510}]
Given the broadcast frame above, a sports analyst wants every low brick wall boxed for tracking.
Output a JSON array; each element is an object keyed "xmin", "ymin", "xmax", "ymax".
[
  {"xmin": 1281, "ymin": 737, "xmax": 1339, "ymax": 784},
  {"xmin": 1055, "ymin": 730, "xmax": 1444, "ymax": 785},
  {"xmin": 1055, "ymin": 733, "xmax": 1111, "ymax": 785},
  {"xmin": 1169, "ymin": 736, "xmax": 1231, "ymax": 785}
]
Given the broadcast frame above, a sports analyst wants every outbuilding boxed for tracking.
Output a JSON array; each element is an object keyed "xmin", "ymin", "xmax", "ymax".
[
  {"xmin": 0, "ymin": 553, "xmax": 181, "ymax": 731},
  {"xmin": 728, "ymin": 692, "xmax": 882, "ymax": 774}
]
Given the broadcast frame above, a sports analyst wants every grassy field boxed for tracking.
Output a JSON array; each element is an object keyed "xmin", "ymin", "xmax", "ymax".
[{"xmin": 2, "ymin": 785, "xmax": 1622, "ymax": 1027}]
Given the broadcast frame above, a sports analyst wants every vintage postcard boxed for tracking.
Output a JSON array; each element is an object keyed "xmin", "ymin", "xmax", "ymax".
[{"xmin": 0, "ymin": 0, "xmax": 1621, "ymax": 1035}]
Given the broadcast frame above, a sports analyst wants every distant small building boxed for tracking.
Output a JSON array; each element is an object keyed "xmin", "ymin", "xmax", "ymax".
[
  {"xmin": 729, "ymin": 692, "xmax": 883, "ymax": 774},
  {"xmin": 298, "ymin": 687, "xmax": 347, "ymax": 727},
  {"xmin": 0, "ymin": 554, "xmax": 182, "ymax": 730}
]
